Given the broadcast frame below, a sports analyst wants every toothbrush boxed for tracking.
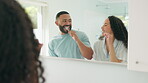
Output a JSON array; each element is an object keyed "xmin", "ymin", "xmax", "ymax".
[{"xmin": 65, "ymin": 27, "xmax": 70, "ymax": 31}]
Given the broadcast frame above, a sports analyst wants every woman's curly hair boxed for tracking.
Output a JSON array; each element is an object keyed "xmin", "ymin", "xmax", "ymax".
[
  {"xmin": 108, "ymin": 16, "xmax": 128, "ymax": 48},
  {"xmin": 0, "ymin": 0, "xmax": 45, "ymax": 83}
]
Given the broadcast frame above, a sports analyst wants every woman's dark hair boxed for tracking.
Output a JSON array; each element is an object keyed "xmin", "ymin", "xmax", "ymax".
[
  {"xmin": 108, "ymin": 16, "xmax": 128, "ymax": 48},
  {"xmin": 0, "ymin": 0, "xmax": 45, "ymax": 83}
]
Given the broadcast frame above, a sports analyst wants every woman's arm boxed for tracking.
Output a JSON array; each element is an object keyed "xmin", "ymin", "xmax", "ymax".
[{"xmin": 103, "ymin": 33, "xmax": 122, "ymax": 63}]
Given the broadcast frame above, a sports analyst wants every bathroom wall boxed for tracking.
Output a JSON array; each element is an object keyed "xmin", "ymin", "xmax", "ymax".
[
  {"xmin": 128, "ymin": 0, "xmax": 148, "ymax": 72},
  {"xmin": 41, "ymin": 56, "xmax": 148, "ymax": 83}
]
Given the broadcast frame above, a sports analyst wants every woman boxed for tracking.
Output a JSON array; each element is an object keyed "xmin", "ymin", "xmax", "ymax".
[
  {"xmin": 93, "ymin": 16, "xmax": 128, "ymax": 63},
  {"xmin": 0, "ymin": 0, "xmax": 45, "ymax": 83}
]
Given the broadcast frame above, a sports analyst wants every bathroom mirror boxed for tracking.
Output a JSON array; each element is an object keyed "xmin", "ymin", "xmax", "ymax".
[{"xmin": 47, "ymin": 0, "xmax": 128, "ymax": 63}]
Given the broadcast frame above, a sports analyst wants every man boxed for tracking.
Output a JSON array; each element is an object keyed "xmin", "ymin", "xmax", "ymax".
[{"xmin": 48, "ymin": 11, "xmax": 93, "ymax": 59}]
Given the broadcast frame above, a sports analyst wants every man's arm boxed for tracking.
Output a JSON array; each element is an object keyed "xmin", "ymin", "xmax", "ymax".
[
  {"xmin": 76, "ymin": 39, "xmax": 93, "ymax": 59},
  {"xmin": 68, "ymin": 31, "xmax": 93, "ymax": 59}
]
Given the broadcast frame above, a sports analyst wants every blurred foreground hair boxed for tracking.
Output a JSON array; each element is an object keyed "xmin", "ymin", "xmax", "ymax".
[{"xmin": 0, "ymin": 0, "xmax": 45, "ymax": 83}]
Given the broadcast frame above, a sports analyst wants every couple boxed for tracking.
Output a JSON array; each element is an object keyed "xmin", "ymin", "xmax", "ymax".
[{"xmin": 48, "ymin": 11, "xmax": 128, "ymax": 63}]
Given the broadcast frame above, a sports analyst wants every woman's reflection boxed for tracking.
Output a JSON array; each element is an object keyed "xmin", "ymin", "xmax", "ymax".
[{"xmin": 93, "ymin": 16, "xmax": 128, "ymax": 63}]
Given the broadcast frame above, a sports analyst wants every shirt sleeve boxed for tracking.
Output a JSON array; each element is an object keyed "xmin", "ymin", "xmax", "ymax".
[
  {"xmin": 79, "ymin": 32, "xmax": 91, "ymax": 47},
  {"xmin": 116, "ymin": 45, "xmax": 127, "ymax": 63},
  {"xmin": 48, "ymin": 40, "xmax": 58, "ymax": 57}
]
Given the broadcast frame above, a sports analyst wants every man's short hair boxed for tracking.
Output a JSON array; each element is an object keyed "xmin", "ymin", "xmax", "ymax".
[{"xmin": 56, "ymin": 11, "xmax": 69, "ymax": 20}]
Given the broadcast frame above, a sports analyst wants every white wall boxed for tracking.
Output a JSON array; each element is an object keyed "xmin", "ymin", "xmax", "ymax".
[
  {"xmin": 41, "ymin": 56, "xmax": 148, "ymax": 83},
  {"xmin": 128, "ymin": 0, "xmax": 148, "ymax": 72}
]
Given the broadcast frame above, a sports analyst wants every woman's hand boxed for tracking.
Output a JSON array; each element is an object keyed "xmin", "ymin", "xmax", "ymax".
[{"xmin": 103, "ymin": 32, "xmax": 114, "ymax": 50}]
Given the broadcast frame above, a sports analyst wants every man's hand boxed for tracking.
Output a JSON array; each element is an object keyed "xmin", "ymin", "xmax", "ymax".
[{"xmin": 68, "ymin": 30, "xmax": 79, "ymax": 41}]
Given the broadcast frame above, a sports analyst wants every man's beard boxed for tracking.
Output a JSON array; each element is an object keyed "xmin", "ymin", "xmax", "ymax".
[{"xmin": 59, "ymin": 25, "xmax": 72, "ymax": 34}]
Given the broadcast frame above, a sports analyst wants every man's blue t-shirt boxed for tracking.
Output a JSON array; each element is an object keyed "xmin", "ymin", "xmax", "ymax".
[{"xmin": 48, "ymin": 30, "xmax": 91, "ymax": 59}]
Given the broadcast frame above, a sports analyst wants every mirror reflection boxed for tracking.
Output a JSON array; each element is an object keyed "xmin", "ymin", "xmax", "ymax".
[
  {"xmin": 47, "ymin": 0, "xmax": 128, "ymax": 63},
  {"xmin": 93, "ymin": 16, "xmax": 128, "ymax": 63},
  {"xmin": 22, "ymin": 0, "xmax": 128, "ymax": 63},
  {"xmin": 48, "ymin": 11, "xmax": 93, "ymax": 60}
]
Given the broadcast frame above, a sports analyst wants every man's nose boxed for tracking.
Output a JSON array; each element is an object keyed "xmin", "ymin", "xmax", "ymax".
[{"xmin": 65, "ymin": 21, "xmax": 71, "ymax": 25}]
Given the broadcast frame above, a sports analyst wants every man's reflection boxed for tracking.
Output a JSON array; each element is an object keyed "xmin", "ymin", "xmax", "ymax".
[
  {"xmin": 93, "ymin": 16, "xmax": 128, "ymax": 63},
  {"xmin": 48, "ymin": 11, "xmax": 93, "ymax": 59}
]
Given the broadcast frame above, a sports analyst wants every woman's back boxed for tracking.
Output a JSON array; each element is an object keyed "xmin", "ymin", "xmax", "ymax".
[{"xmin": 0, "ymin": 0, "xmax": 44, "ymax": 83}]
